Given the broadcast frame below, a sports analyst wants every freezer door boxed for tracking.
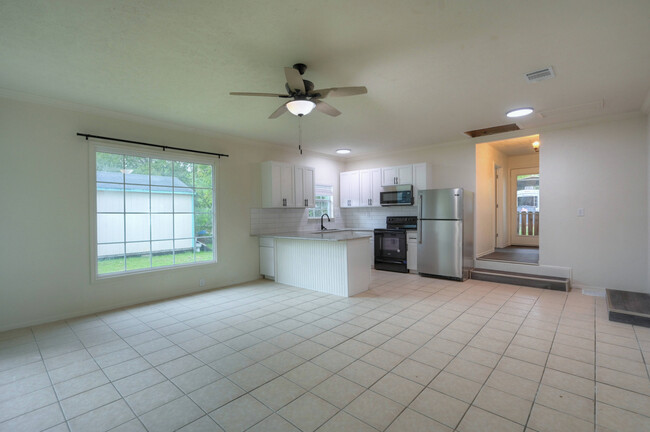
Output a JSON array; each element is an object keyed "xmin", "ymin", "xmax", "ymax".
[
  {"xmin": 417, "ymin": 220, "xmax": 463, "ymax": 279},
  {"xmin": 419, "ymin": 188, "xmax": 463, "ymax": 220}
]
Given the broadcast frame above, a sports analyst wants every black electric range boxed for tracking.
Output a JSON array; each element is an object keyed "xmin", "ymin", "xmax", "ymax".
[{"xmin": 374, "ymin": 216, "xmax": 417, "ymax": 273}]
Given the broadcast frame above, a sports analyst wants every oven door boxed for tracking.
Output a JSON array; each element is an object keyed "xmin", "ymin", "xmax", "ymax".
[{"xmin": 374, "ymin": 230, "xmax": 407, "ymax": 261}]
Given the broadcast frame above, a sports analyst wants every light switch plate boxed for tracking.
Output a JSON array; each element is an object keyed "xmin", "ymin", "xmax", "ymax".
[{"xmin": 577, "ymin": 208, "xmax": 585, "ymax": 217}]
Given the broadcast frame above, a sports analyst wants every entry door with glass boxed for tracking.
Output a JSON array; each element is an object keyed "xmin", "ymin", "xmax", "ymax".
[{"xmin": 510, "ymin": 168, "xmax": 539, "ymax": 246}]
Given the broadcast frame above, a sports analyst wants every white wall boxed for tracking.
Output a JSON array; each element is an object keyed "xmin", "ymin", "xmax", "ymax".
[
  {"xmin": 0, "ymin": 96, "xmax": 343, "ymax": 331},
  {"xmin": 540, "ymin": 115, "xmax": 648, "ymax": 292},
  {"xmin": 475, "ymin": 143, "xmax": 509, "ymax": 257}
]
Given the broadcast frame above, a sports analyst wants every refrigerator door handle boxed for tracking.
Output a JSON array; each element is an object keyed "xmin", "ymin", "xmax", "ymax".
[{"xmin": 418, "ymin": 194, "xmax": 423, "ymax": 243}]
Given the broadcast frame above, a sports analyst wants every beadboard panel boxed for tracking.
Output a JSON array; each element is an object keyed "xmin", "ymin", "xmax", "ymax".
[{"xmin": 276, "ymin": 239, "xmax": 349, "ymax": 296}]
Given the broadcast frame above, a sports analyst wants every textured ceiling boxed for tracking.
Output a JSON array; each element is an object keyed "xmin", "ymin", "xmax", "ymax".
[{"xmin": 1, "ymin": 0, "xmax": 649, "ymax": 157}]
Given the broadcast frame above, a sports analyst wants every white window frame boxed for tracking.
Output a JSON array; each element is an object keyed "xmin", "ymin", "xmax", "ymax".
[
  {"xmin": 90, "ymin": 142, "xmax": 218, "ymax": 281},
  {"xmin": 308, "ymin": 185, "xmax": 334, "ymax": 220}
]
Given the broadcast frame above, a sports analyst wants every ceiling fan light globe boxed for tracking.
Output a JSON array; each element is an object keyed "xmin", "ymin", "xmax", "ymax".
[{"xmin": 287, "ymin": 100, "xmax": 316, "ymax": 116}]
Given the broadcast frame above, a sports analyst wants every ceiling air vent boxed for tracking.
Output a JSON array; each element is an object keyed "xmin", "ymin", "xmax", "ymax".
[
  {"xmin": 464, "ymin": 123, "xmax": 520, "ymax": 138},
  {"xmin": 525, "ymin": 67, "xmax": 555, "ymax": 83}
]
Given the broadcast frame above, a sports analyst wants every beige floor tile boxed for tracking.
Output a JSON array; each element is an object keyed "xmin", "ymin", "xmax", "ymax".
[
  {"xmin": 246, "ymin": 414, "xmax": 299, "ymax": 432},
  {"xmin": 473, "ymin": 386, "xmax": 533, "ymax": 425},
  {"xmin": 317, "ymin": 411, "xmax": 379, "ymax": 432},
  {"xmin": 139, "ymin": 396, "xmax": 203, "ymax": 432},
  {"xmin": 361, "ymin": 348, "xmax": 405, "ymax": 371},
  {"xmin": 536, "ymin": 384, "xmax": 594, "ymax": 422},
  {"xmin": 596, "ymin": 352, "xmax": 647, "ymax": 377},
  {"xmin": 386, "ymin": 408, "xmax": 452, "ymax": 432},
  {"xmin": 171, "ymin": 365, "xmax": 222, "ymax": 394},
  {"xmin": 392, "ymin": 358, "xmax": 440, "ymax": 386},
  {"xmin": 333, "ymin": 339, "xmax": 374, "ymax": 358},
  {"xmin": 429, "ymin": 371, "xmax": 481, "ymax": 403},
  {"xmin": 283, "ymin": 361, "xmax": 333, "ymax": 390},
  {"xmin": 546, "ymin": 354, "xmax": 594, "ymax": 380},
  {"xmin": 457, "ymin": 406, "xmax": 523, "ymax": 432},
  {"xmin": 210, "ymin": 395, "xmax": 272, "ymax": 432},
  {"xmin": 312, "ymin": 374, "xmax": 364, "ymax": 408},
  {"xmin": 188, "ymin": 378, "xmax": 245, "ymax": 412},
  {"xmin": 528, "ymin": 404, "xmax": 593, "ymax": 432},
  {"xmin": 457, "ymin": 346, "xmax": 501, "ymax": 368},
  {"xmin": 227, "ymin": 363, "xmax": 277, "ymax": 392},
  {"xmin": 596, "ymin": 402, "xmax": 650, "ymax": 432},
  {"xmin": 311, "ymin": 349, "xmax": 355, "ymax": 373},
  {"xmin": 485, "ymin": 370, "xmax": 539, "ymax": 401},
  {"xmin": 409, "ymin": 347, "xmax": 454, "ymax": 369},
  {"xmin": 551, "ymin": 342, "xmax": 595, "ymax": 364},
  {"xmin": 0, "ymin": 387, "xmax": 57, "ymax": 423},
  {"xmin": 380, "ymin": 338, "xmax": 420, "ymax": 356},
  {"xmin": 250, "ymin": 377, "xmax": 305, "ymax": 411},
  {"xmin": 338, "ymin": 360, "xmax": 386, "ymax": 388},
  {"xmin": 370, "ymin": 372, "xmax": 424, "ymax": 405},
  {"xmin": 505, "ymin": 344, "xmax": 549, "ymax": 366},
  {"xmin": 596, "ymin": 366, "xmax": 650, "ymax": 396},
  {"xmin": 409, "ymin": 388, "xmax": 469, "ymax": 429},
  {"xmin": 345, "ymin": 390, "xmax": 404, "ymax": 431},
  {"xmin": 596, "ymin": 382, "xmax": 650, "ymax": 417},
  {"xmin": 511, "ymin": 334, "xmax": 552, "ymax": 352},
  {"xmin": 468, "ymin": 335, "xmax": 509, "ymax": 354},
  {"xmin": 444, "ymin": 357, "xmax": 492, "ymax": 384},
  {"xmin": 259, "ymin": 350, "xmax": 305, "ymax": 375},
  {"xmin": 541, "ymin": 368, "xmax": 594, "ymax": 399},
  {"xmin": 278, "ymin": 393, "xmax": 339, "ymax": 432},
  {"xmin": 496, "ymin": 357, "xmax": 544, "ymax": 382}
]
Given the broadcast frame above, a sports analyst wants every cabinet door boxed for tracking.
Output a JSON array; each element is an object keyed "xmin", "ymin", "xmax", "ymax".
[
  {"xmin": 294, "ymin": 167, "xmax": 305, "ymax": 207},
  {"xmin": 303, "ymin": 167, "xmax": 315, "ymax": 208},
  {"xmin": 260, "ymin": 246, "xmax": 275, "ymax": 277},
  {"xmin": 359, "ymin": 170, "xmax": 372, "ymax": 207},
  {"xmin": 347, "ymin": 171, "xmax": 360, "ymax": 207},
  {"xmin": 413, "ymin": 163, "xmax": 428, "ymax": 196},
  {"xmin": 340, "ymin": 172, "xmax": 350, "ymax": 207},
  {"xmin": 397, "ymin": 165, "xmax": 413, "ymax": 185},
  {"xmin": 280, "ymin": 164, "xmax": 294, "ymax": 207},
  {"xmin": 370, "ymin": 168, "xmax": 381, "ymax": 206},
  {"xmin": 381, "ymin": 167, "xmax": 397, "ymax": 186}
]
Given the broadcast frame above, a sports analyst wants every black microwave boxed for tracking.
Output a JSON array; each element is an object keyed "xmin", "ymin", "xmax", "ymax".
[{"xmin": 380, "ymin": 186, "xmax": 414, "ymax": 206}]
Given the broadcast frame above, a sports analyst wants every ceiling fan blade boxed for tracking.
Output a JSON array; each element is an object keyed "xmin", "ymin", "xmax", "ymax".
[
  {"xmin": 314, "ymin": 100, "xmax": 341, "ymax": 117},
  {"xmin": 230, "ymin": 92, "xmax": 289, "ymax": 98},
  {"xmin": 319, "ymin": 86, "xmax": 368, "ymax": 97},
  {"xmin": 284, "ymin": 67, "xmax": 306, "ymax": 94},
  {"xmin": 268, "ymin": 102, "xmax": 288, "ymax": 119}
]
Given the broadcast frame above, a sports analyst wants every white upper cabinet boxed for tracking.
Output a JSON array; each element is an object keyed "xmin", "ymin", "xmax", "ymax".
[
  {"xmin": 340, "ymin": 171, "xmax": 360, "ymax": 208},
  {"xmin": 412, "ymin": 162, "xmax": 430, "ymax": 196},
  {"xmin": 381, "ymin": 165, "xmax": 413, "ymax": 186},
  {"xmin": 261, "ymin": 161, "xmax": 314, "ymax": 208},
  {"xmin": 359, "ymin": 168, "xmax": 381, "ymax": 207},
  {"xmin": 294, "ymin": 166, "xmax": 315, "ymax": 208}
]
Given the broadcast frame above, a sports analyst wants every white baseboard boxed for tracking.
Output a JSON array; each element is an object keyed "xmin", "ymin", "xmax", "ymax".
[{"xmin": 476, "ymin": 249, "xmax": 495, "ymax": 258}]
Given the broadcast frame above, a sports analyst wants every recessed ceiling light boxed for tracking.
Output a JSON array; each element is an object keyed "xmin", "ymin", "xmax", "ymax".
[
  {"xmin": 506, "ymin": 107, "xmax": 534, "ymax": 118},
  {"xmin": 336, "ymin": 149, "xmax": 351, "ymax": 155}
]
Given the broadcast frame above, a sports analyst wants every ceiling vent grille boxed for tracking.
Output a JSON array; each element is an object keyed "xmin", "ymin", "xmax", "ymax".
[{"xmin": 525, "ymin": 67, "xmax": 555, "ymax": 83}]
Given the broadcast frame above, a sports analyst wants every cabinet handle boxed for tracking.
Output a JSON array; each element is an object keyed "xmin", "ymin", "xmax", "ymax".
[
  {"xmin": 368, "ymin": 198, "xmax": 371, "ymax": 206},
  {"xmin": 348, "ymin": 200, "xmax": 351, "ymax": 206},
  {"xmin": 305, "ymin": 199, "xmax": 308, "ymax": 207},
  {"xmin": 283, "ymin": 198, "xmax": 286, "ymax": 207}
]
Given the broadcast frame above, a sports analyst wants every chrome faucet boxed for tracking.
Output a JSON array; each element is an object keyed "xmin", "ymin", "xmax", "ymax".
[{"xmin": 320, "ymin": 213, "xmax": 330, "ymax": 231}]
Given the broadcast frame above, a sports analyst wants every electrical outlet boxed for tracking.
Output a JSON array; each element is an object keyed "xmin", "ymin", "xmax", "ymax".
[
  {"xmin": 199, "ymin": 279, "xmax": 205, "ymax": 287},
  {"xmin": 577, "ymin": 208, "xmax": 585, "ymax": 217}
]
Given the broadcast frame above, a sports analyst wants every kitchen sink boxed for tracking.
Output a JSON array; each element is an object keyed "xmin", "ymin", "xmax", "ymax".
[{"xmin": 310, "ymin": 229, "xmax": 348, "ymax": 234}]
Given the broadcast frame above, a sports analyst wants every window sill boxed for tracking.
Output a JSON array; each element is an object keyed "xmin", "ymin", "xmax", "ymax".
[{"xmin": 93, "ymin": 259, "xmax": 217, "ymax": 282}]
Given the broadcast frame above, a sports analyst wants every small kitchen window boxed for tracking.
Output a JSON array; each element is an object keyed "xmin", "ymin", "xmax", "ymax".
[
  {"xmin": 308, "ymin": 185, "xmax": 333, "ymax": 219},
  {"xmin": 92, "ymin": 145, "xmax": 217, "ymax": 278}
]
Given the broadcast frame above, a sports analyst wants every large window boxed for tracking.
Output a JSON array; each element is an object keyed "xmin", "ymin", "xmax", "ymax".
[
  {"xmin": 308, "ymin": 185, "xmax": 333, "ymax": 219},
  {"xmin": 94, "ymin": 147, "xmax": 216, "ymax": 277}
]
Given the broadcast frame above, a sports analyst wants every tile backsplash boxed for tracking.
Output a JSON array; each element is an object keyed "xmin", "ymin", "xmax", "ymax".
[
  {"xmin": 341, "ymin": 206, "xmax": 418, "ymax": 230},
  {"xmin": 250, "ymin": 205, "xmax": 417, "ymax": 234},
  {"xmin": 250, "ymin": 207, "xmax": 345, "ymax": 235}
]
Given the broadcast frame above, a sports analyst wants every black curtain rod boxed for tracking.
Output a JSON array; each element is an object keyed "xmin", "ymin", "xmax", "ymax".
[{"xmin": 77, "ymin": 133, "xmax": 229, "ymax": 158}]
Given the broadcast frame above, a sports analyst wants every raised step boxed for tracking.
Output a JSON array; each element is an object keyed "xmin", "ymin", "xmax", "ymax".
[
  {"xmin": 606, "ymin": 289, "xmax": 650, "ymax": 328},
  {"xmin": 470, "ymin": 268, "xmax": 570, "ymax": 291}
]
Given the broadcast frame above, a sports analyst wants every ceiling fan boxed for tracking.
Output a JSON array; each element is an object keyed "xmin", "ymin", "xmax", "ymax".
[{"xmin": 230, "ymin": 63, "xmax": 368, "ymax": 119}]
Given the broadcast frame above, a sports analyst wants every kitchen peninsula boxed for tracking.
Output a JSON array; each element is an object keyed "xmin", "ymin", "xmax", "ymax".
[{"xmin": 258, "ymin": 231, "xmax": 372, "ymax": 297}]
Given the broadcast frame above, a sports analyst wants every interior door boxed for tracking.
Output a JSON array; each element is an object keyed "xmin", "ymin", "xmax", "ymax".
[{"xmin": 510, "ymin": 168, "xmax": 539, "ymax": 246}]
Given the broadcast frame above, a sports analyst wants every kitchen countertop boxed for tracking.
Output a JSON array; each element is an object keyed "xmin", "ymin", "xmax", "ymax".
[{"xmin": 258, "ymin": 229, "xmax": 372, "ymax": 242}]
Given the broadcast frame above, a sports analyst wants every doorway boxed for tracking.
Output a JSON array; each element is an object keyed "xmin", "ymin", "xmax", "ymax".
[{"xmin": 510, "ymin": 168, "xmax": 539, "ymax": 247}]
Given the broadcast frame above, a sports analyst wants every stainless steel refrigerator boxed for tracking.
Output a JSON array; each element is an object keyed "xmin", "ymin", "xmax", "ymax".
[{"xmin": 417, "ymin": 188, "xmax": 474, "ymax": 280}]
